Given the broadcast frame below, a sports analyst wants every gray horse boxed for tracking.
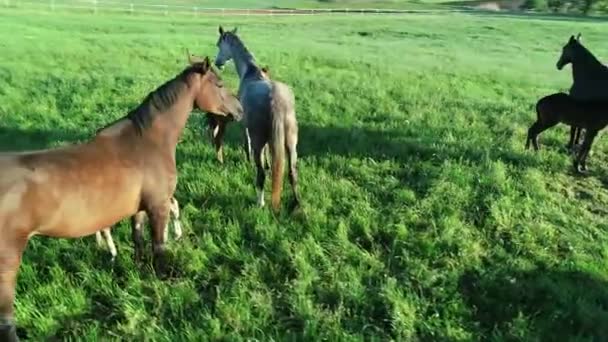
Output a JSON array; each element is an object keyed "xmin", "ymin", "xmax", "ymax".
[
  {"xmin": 556, "ymin": 33, "xmax": 608, "ymax": 149},
  {"xmin": 213, "ymin": 26, "xmax": 300, "ymax": 213}
]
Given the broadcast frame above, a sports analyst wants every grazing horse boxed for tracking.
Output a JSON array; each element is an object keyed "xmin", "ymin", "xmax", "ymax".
[
  {"xmin": 213, "ymin": 26, "xmax": 301, "ymax": 212},
  {"xmin": 556, "ymin": 33, "xmax": 608, "ymax": 150},
  {"xmin": 526, "ymin": 92, "xmax": 608, "ymax": 173},
  {"xmin": 0, "ymin": 56, "xmax": 240, "ymax": 341},
  {"xmin": 95, "ymin": 196, "xmax": 182, "ymax": 261}
]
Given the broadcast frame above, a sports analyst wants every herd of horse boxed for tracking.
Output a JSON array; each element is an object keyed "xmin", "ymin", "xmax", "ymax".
[
  {"xmin": 0, "ymin": 26, "xmax": 606, "ymax": 340},
  {"xmin": 526, "ymin": 33, "xmax": 608, "ymax": 173}
]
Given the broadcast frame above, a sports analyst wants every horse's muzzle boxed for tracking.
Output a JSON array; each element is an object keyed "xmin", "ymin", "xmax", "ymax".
[{"xmin": 225, "ymin": 95, "xmax": 244, "ymax": 122}]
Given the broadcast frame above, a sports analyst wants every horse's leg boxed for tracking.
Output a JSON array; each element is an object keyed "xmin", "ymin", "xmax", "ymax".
[
  {"xmin": 263, "ymin": 144, "xmax": 271, "ymax": 170},
  {"xmin": 147, "ymin": 200, "xmax": 171, "ymax": 277},
  {"xmin": 101, "ymin": 228, "xmax": 117, "ymax": 262},
  {"xmin": 575, "ymin": 129, "xmax": 598, "ymax": 173},
  {"xmin": 169, "ymin": 197, "xmax": 182, "ymax": 240},
  {"xmin": 213, "ymin": 121, "xmax": 227, "ymax": 164},
  {"xmin": 527, "ymin": 121, "xmax": 557, "ymax": 151},
  {"xmin": 526, "ymin": 121, "xmax": 541, "ymax": 150},
  {"xmin": 131, "ymin": 211, "xmax": 147, "ymax": 262},
  {"xmin": 95, "ymin": 230, "xmax": 104, "ymax": 248},
  {"xmin": 253, "ymin": 144, "xmax": 266, "ymax": 207},
  {"xmin": 567, "ymin": 126, "xmax": 577, "ymax": 151},
  {"xmin": 207, "ymin": 115, "xmax": 217, "ymax": 141},
  {"xmin": 242, "ymin": 127, "xmax": 253, "ymax": 163},
  {"xmin": 576, "ymin": 128, "xmax": 584, "ymax": 146},
  {"xmin": 0, "ymin": 235, "xmax": 27, "ymax": 342}
]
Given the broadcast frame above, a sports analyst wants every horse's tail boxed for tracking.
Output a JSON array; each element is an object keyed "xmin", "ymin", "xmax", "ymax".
[{"xmin": 270, "ymin": 83, "xmax": 286, "ymax": 212}]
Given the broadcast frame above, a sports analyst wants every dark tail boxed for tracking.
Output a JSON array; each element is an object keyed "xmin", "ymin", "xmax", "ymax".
[{"xmin": 270, "ymin": 84, "xmax": 285, "ymax": 212}]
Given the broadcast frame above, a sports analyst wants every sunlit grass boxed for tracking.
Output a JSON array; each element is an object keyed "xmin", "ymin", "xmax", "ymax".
[{"xmin": 1, "ymin": 7, "xmax": 608, "ymax": 340}]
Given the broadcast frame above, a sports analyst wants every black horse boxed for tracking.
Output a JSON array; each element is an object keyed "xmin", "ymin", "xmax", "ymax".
[{"xmin": 527, "ymin": 92, "xmax": 608, "ymax": 173}]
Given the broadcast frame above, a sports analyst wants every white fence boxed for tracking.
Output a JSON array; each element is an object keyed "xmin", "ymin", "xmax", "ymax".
[{"xmin": 3, "ymin": 0, "xmax": 478, "ymax": 17}]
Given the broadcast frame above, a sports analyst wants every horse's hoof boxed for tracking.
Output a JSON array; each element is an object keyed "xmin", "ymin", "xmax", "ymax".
[
  {"xmin": 134, "ymin": 250, "xmax": 144, "ymax": 264},
  {"xmin": 0, "ymin": 324, "xmax": 20, "ymax": 342},
  {"xmin": 256, "ymin": 190, "xmax": 265, "ymax": 207},
  {"xmin": 288, "ymin": 199, "xmax": 301, "ymax": 214},
  {"xmin": 153, "ymin": 257, "xmax": 168, "ymax": 279}
]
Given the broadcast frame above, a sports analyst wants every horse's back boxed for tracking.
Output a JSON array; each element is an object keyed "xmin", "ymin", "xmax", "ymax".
[
  {"xmin": 536, "ymin": 93, "xmax": 572, "ymax": 116},
  {"xmin": 269, "ymin": 80, "xmax": 295, "ymax": 113},
  {"xmin": 538, "ymin": 92, "xmax": 570, "ymax": 105},
  {"xmin": 0, "ymin": 142, "xmax": 144, "ymax": 237},
  {"xmin": 240, "ymin": 78, "xmax": 271, "ymax": 100},
  {"xmin": 537, "ymin": 92, "xmax": 608, "ymax": 127},
  {"xmin": 570, "ymin": 82, "xmax": 608, "ymax": 101},
  {"xmin": 240, "ymin": 78, "xmax": 273, "ymax": 117}
]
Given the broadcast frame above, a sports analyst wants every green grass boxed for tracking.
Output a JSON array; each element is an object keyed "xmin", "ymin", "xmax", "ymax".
[
  {"xmin": 14, "ymin": 0, "xmax": 451, "ymax": 11},
  {"xmin": 1, "ymin": 7, "xmax": 608, "ymax": 341}
]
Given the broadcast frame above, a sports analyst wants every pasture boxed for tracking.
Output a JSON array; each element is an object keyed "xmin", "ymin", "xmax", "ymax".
[{"xmin": 1, "ymin": 5, "xmax": 608, "ymax": 340}]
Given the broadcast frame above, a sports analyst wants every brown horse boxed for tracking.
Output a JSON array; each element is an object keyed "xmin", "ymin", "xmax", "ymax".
[
  {"xmin": 95, "ymin": 196, "xmax": 182, "ymax": 261},
  {"xmin": 526, "ymin": 92, "xmax": 608, "ymax": 173},
  {"xmin": 0, "ymin": 56, "xmax": 240, "ymax": 341},
  {"xmin": 186, "ymin": 49, "xmax": 244, "ymax": 164}
]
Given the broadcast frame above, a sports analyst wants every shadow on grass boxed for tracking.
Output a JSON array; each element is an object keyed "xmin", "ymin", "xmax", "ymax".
[
  {"xmin": 46, "ymin": 290, "xmax": 126, "ymax": 341},
  {"xmin": 0, "ymin": 125, "xmax": 89, "ymax": 151},
  {"xmin": 459, "ymin": 265, "xmax": 608, "ymax": 340},
  {"xmin": 297, "ymin": 123, "xmax": 543, "ymax": 169}
]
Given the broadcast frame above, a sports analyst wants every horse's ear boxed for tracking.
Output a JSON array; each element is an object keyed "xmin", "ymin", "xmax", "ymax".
[
  {"xmin": 186, "ymin": 48, "xmax": 205, "ymax": 64},
  {"xmin": 203, "ymin": 56, "xmax": 211, "ymax": 69},
  {"xmin": 219, "ymin": 26, "xmax": 224, "ymax": 35},
  {"xmin": 232, "ymin": 27, "xmax": 238, "ymax": 34},
  {"xmin": 186, "ymin": 48, "xmax": 194, "ymax": 64},
  {"xmin": 576, "ymin": 33, "xmax": 582, "ymax": 41}
]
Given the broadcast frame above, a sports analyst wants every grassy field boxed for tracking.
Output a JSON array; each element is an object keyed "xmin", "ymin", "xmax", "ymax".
[
  {"xmin": 13, "ymin": 0, "xmax": 451, "ymax": 12},
  {"xmin": 1, "ymin": 6, "xmax": 608, "ymax": 341}
]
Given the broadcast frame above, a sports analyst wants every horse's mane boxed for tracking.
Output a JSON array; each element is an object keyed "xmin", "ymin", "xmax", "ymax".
[
  {"xmin": 98, "ymin": 63, "xmax": 210, "ymax": 135},
  {"xmin": 242, "ymin": 64, "xmax": 266, "ymax": 81},
  {"xmin": 221, "ymin": 32, "xmax": 265, "ymax": 80},
  {"xmin": 573, "ymin": 40, "xmax": 604, "ymax": 69}
]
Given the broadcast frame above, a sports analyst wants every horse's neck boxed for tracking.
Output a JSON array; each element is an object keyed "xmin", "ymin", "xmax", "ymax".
[
  {"xmin": 231, "ymin": 40, "xmax": 258, "ymax": 81},
  {"xmin": 134, "ymin": 93, "xmax": 194, "ymax": 149},
  {"xmin": 573, "ymin": 48, "xmax": 604, "ymax": 79},
  {"xmin": 160, "ymin": 95, "xmax": 195, "ymax": 147}
]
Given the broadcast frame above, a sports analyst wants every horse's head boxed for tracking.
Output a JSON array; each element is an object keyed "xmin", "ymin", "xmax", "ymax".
[
  {"xmin": 214, "ymin": 26, "xmax": 238, "ymax": 70},
  {"xmin": 557, "ymin": 33, "xmax": 582, "ymax": 70},
  {"xmin": 187, "ymin": 54, "xmax": 243, "ymax": 121}
]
